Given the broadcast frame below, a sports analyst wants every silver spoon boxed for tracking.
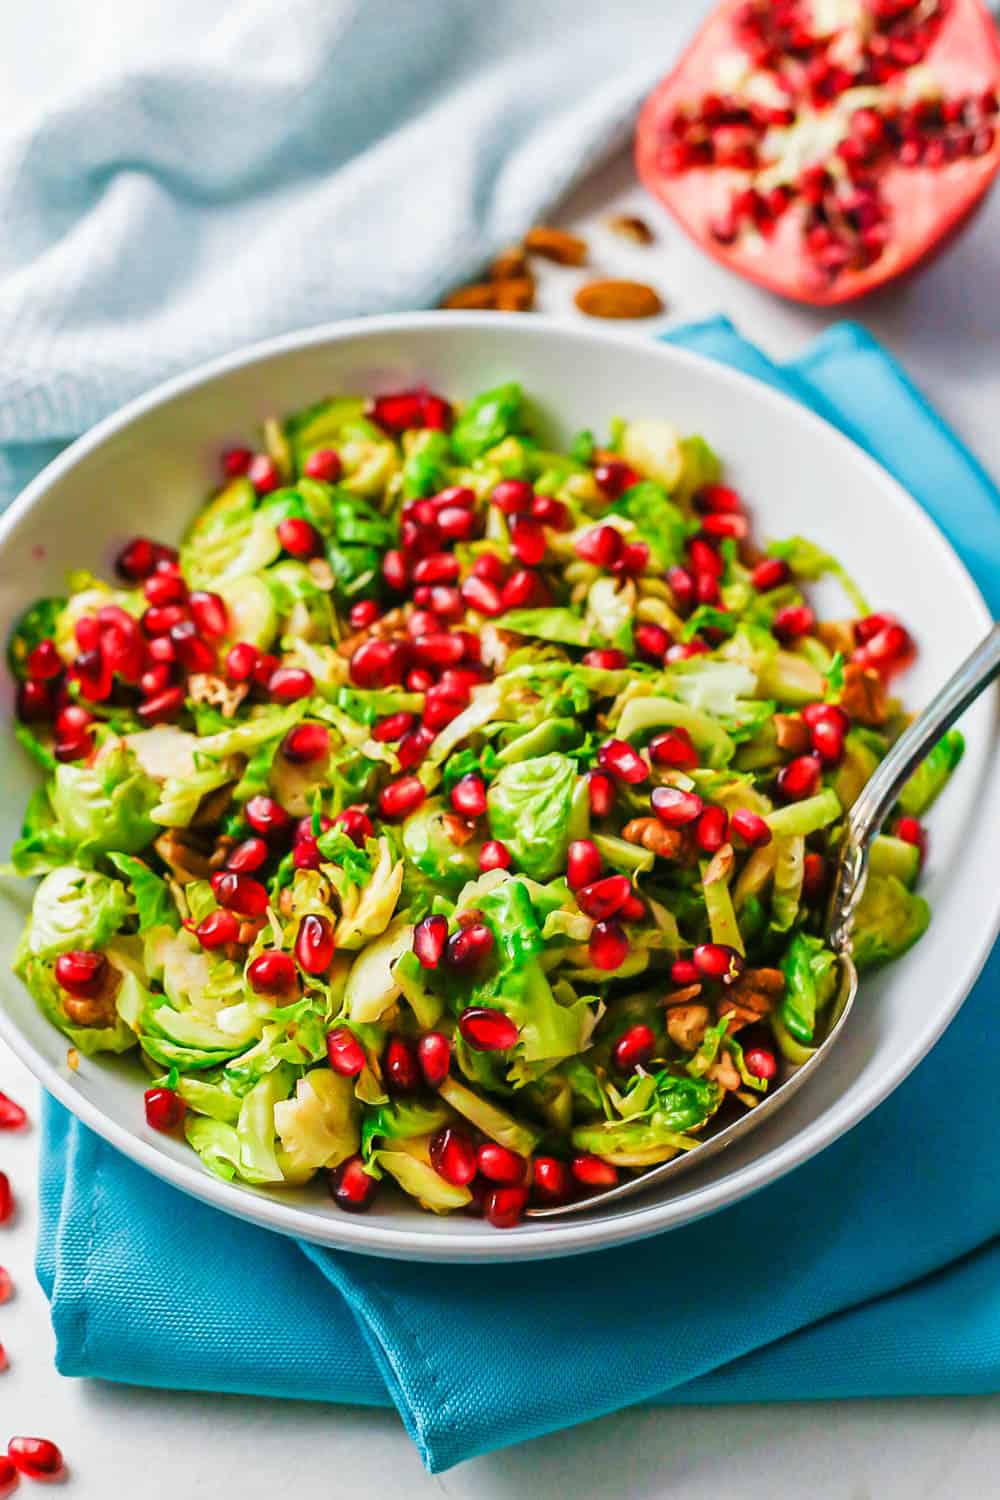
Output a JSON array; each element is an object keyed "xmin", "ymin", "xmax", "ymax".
[{"xmin": 527, "ymin": 622, "xmax": 1000, "ymax": 1220}]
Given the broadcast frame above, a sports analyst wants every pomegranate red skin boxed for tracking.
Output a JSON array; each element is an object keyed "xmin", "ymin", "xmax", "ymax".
[{"xmin": 635, "ymin": 0, "xmax": 1000, "ymax": 306}]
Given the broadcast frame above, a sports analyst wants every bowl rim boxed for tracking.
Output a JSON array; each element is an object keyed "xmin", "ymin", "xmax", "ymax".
[{"xmin": 0, "ymin": 309, "xmax": 995, "ymax": 1262}]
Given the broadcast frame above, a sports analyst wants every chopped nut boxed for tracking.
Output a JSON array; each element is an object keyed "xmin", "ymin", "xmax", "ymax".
[
  {"xmin": 155, "ymin": 830, "xmax": 215, "ymax": 883},
  {"xmin": 188, "ymin": 673, "xmax": 248, "ymax": 719},
  {"xmin": 524, "ymin": 225, "xmax": 588, "ymax": 265},
  {"xmin": 308, "ymin": 558, "xmax": 335, "ymax": 591},
  {"xmin": 191, "ymin": 783, "xmax": 235, "ymax": 830},
  {"xmin": 708, "ymin": 1050, "xmax": 741, "ymax": 1091},
  {"xmin": 494, "ymin": 276, "xmax": 536, "ymax": 312},
  {"xmin": 209, "ymin": 836, "xmax": 236, "ymax": 871},
  {"xmin": 278, "ymin": 887, "xmax": 295, "ymax": 917},
  {"xmin": 816, "ymin": 619, "xmax": 857, "ymax": 657},
  {"xmin": 442, "ymin": 813, "xmax": 477, "ymax": 846},
  {"xmin": 606, "ymin": 213, "xmax": 655, "ymax": 245},
  {"xmin": 840, "ymin": 662, "xmax": 888, "ymax": 725},
  {"xmin": 666, "ymin": 1002, "xmax": 710, "ymax": 1050},
  {"xmin": 739, "ymin": 967, "xmax": 785, "ymax": 996},
  {"xmin": 622, "ymin": 817, "xmax": 683, "ymax": 859},
  {"xmin": 480, "ymin": 624, "xmax": 519, "ymax": 670},
  {"xmin": 661, "ymin": 983, "xmax": 703, "ymax": 1007},
  {"xmin": 442, "ymin": 282, "xmax": 497, "ymax": 311},
  {"xmin": 703, "ymin": 842, "xmax": 734, "ymax": 884},
  {"xmin": 237, "ymin": 917, "xmax": 267, "ymax": 946},
  {"xmin": 718, "ymin": 999, "xmax": 768, "ymax": 1031},
  {"xmin": 574, "ymin": 279, "xmax": 663, "ymax": 319},
  {"xmin": 63, "ymin": 965, "xmax": 121, "ymax": 1029},
  {"xmin": 337, "ymin": 607, "xmax": 406, "ymax": 659},
  {"xmin": 774, "ymin": 713, "xmax": 811, "ymax": 755},
  {"xmin": 66, "ymin": 1047, "xmax": 80, "ymax": 1072},
  {"xmin": 489, "ymin": 245, "xmax": 529, "ymax": 281}
]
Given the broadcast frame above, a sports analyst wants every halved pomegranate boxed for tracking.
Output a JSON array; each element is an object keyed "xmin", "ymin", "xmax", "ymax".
[{"xmin": 636, "ymin": 0, "xmax": 1000, "ymax": 305}]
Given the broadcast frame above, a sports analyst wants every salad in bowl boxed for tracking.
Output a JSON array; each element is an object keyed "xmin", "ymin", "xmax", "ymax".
[{"xmin": 5, "ymin": 379, "xmax": 962, "ymax": 1229}]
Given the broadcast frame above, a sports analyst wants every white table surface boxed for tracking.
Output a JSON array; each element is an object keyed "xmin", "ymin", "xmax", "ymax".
[{"xmin": 2, "ymin": 145, "xmax": 999, "ymax": 1498}]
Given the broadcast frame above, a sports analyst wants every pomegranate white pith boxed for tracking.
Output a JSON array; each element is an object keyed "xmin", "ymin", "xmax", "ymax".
[{"xmin": 636, "ymin": 0, "xmax": 1000, "ymax": 304}]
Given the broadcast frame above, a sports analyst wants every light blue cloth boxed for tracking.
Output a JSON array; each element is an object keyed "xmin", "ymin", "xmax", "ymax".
[{"xmin": 35, "ymin": 319, "xmax": 1000, "ymax": 1473}]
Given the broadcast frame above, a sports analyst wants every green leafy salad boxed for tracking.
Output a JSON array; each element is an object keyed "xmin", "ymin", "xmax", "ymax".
[{"xmin": 5, "ymin": 380, "xmax": 963, "ymax": 1228}]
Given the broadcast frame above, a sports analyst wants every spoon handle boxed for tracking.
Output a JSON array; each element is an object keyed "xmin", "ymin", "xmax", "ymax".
[{"xmin": 828, "ymin": 622, "xmax": 1000, "ymax": 950}]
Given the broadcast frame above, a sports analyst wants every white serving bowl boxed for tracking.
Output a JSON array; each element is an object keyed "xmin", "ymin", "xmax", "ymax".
[{"xmin": 0, "ymin": 313, "xmax": 995, "ymax": 1263}]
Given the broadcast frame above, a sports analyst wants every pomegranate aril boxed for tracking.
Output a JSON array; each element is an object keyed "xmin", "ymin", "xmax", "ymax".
[
  {"xmin": 532, "ymin": 495, "xmax": 571, "ymax": 529},
  {"xmin": 71, "ymin": 647, "xmax": 113, "ymax": 701},
  {"xmin": 651, "ymin": 785, "xmax": 704, "ymax": 827},
  {"xmin": 428, "ymin": 585, "xmax": 464, "ymax": 620},
  {"xmin": 752, "ymin": 557, "xmax": 790, "ymax": 592},
  {"xmin": 688, "ymin": 536, "xmax": 723, "ymax": 579},
  {"xmin": 667, "ymin": 565, "xmax": 696, "ymax": 612},
  {"xmin": 582, "ymin": 648, "xmax": 628, "ymax": 670},
  {"xmin": 486, "ymin": 1185, "xmax": 528, "ymax": 1229},
  {"xmin": 417, "ymin": 1031, "xmax": 451, "ymax": 1089},
  {"xmin": 566, "ymin": 839, "xmax": 602, "ymax": 891},
  {"xmin": 450, "ymin": 774, "xmax": 487, "ymax": 817},
  {"xmin": 225, "ymin": 836, "xmax": 269, "ymax": 874},
  {"xmin": 247, "ymin": 453, "xmax": 280, "ymax": 494},
  {"xmin": 491, "ymin": 479, "xmax": 534, "ymax": 515},
  {"xmin": 701, "ymin": 512, "xmax": 747, "ymax": 540},
  {"xmin": 413, "ymin": 552, "xmax": 460, "ymax": 586},
  {"xmin": 460, "ymin": 574, "xmax": 505, "ymax": 617},
  {"xmin": 382, "ymin": 549, "xmax": 409, "ymax": 591},
  {"xmin": 772, "ymin": 604, "xmax": 815, "ymax": 643},
  {"xmin": 533, "ymin": 1156, "xmax": 572, "ymax": 1204},
  {"xmin": 350, "ymin": 636, "xmax": 408, "ymax": 688},
  {"xmin": 327, "ymin": 1027, "xmax": 366, "ymax": 1077},
  {"xmin": 670, "ymin": 957, "xmax": 700, "ymax": 986},
  {"xmin": 613, "ymin": 1022, "xmax": 656, "ymax": 1073},
  {"xmin": 372, "ymin": 711, "xmax": 415, "ymax": 744},
  {"xmin": 247, "ymin": 950, "xmax": 298, "ymax": 995},
  {"xmin": 212, "ymin": 871, "xmax": 269, "ymax": 917},
  {"xmin": 811, "ymin": 717, "xmax": 845, "ymax": 764},
  {"xmin": 446, "ymin": 922, "xmax": 495, "ymax": 972},
  {"xmin": 0, "ymin": 1092, "xmax": 27, "ymax": 1131},
  {"xmin": 0, "ymin": 1171, "xmax": 11, "ymax": 1223},
  {"xmin": 571, "ymin": 1154, "xmax": 618, "ymax": 1189},
  {"xmin": 138, "ymin": 685, "xmax": 185, "ymax": 724},
  {"xmin": 695, "ymin": 805, "xmax": 728, "ymax": 853},
  {"xmin": 479, "ymin": 839, "xmax": 512, "ymax": 872},
  {"xmin": 398, "ymin": 725, "xmax": 435, "ymax": 769},
  {"xmin": 648, "ymin": 729, "xmax": 699, "ymax": 770},
  {"xmin": 588, "ymin": 919, "xmax": 628, "ymax": 971},
  {"xmin": 587, "ymin": 770, "xmax": 615, "ymax": 817},
  {"xmin": 695, "ymin": 570, "xmax": 720, "ymax": 606},
  {"xmin": 776, "ymin": 754, "xmax": 823, "ymax": 801},
  {"xmin": 430, "ymin": 1127, "xmax": 478, "ymax": 1187},
  {"xmin": 511, "ymin": 516, "xmax": 547, "ymax": 566},
  {"xmin": 116, "ymin": 535, "xmax": 158, "ymax": 581},
  {"xmin": 244, "ymin": 794, "xmax": 291, "ymax": 838},
  {"xmin": 54, "ymin": 950, "xmax": 106, "ymax": 997},
  {"xmin": 635, "ymin": 621, "xmax": 671, "ymax": 662},
  {"xmin": 501, "ymin": 568, "xmax": 547, "ymax": 610},
  {"xmin": 75, "ymin": 615, "xmax": 100, "ymax": 651},
  {"xmin": 26, "ymin": 638, "xmax": 61, "ymax": 679},
  {"xmin": 277, "ymin": 517, "xmax": 322, "ymax": 559},
  {"xmin": 303, "ymin": 447, "xmax": 342, "ymax": 482},
  {"xmin": 575, "ymin": 524, "xmax": 623, "ymax": 568},
  {"xmin": 222, "ymin": 641, "xmax": 257, "ymax": 682},
  {"xmin": 170, "ymin": 621, "xmax": 215, "ymax": 674},
  {"xmin": 594, "ymin": 460, "xmax": 639, "ymax": 497},
  {"xmin": 472, "ymin": 552, "xmax": 507, "ymax": 585},
  {"xmin": 802, "ymin": 852, "xmax": 827, "ymax": 901},
  {"xmin": 459, "ymin": 1006, "xmax": 517, "ymax": 1051},
  {"xmin": 268, "ymin": 666, "xmax": 315, "ymax": 702},
  {"xmin": 384, "ymin": 1037, "xmax": 420, "ymax": 1093},
  {"xmin": 730, "ymin": 808, "xmax": 772, "ymax": 847},
  {"xmin": 477, "ymin": 1142, "xmax": 526, "ymax": 1186},
  {"xmin": 7, "ymin": 1437, "xmax": 64, "ymax": 1479},
  {"xmin": 349, "ymin": 599, "xmax": 380, "ymax": 630},
  {"xmin": 413, "ymin": 914, "xmax": 449, "ymax": 969},
  {"xmin": 597, "ymin": 738, "xmax": 647, "ymax": 784},
  {"xmin": 745, "ymin": 1047, "xmax": 777, "ymax": 1081},
  {"xmin": 576, "ymin": 874, "xmax": 631, "ymax": 921},
  {"xmin": 139, "ymin": 663, "xmax": 173, "ymax": 697},
  {"xmin": 16, "ymin": 679, "xmax": 52, "ymax": 722},
  {"xmin": 292, "ymin": 913, "xmax": 335, "ymax": 976},
  {"xmin": 693, "ymin": 943, "xmax": 743, "ymax": 983},
  {"xmin": 144, "ymin": 1087, "xmax": 185, "ymax": 1132},
  {"xmin": 329, "ymin": 1154, "xmax": 377, "ymax": 1213},
  {"xmin": 282, "ymin": 723, "xmax": 330, "ymax": 764},
  {"xmin": 696, "ymin": 483, "xmax": 742, "ymax": 514},
  {"xmin": 378, "ymin": 775, "xmax": 427, "ymax": 821},
  {"xmin": 413, "ymin": 632, "xmax": 465, "ymax": 668},
  {"xmin": 422, "ymin": 685, "xmax": 468, "ymax": 731},
  {"xmin": 187, "ymin": 590, "xmax": 228, "ymax": 640},
  {"xmin": 143, "ymin": 570, "xmax": 187, "ymax": 606},
  {"xmin": 195, "ymin": 909, "xmax": 241, "ymax": 950}
]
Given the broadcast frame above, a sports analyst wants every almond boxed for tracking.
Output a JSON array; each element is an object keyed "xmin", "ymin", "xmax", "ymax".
[
  {"xmin": 490, "ymin": 245, "xmax": 529, "ymax": 281},
  {"xmin": 442, "ymin": 282, "xmax": 497, "ymax": 310},
  {"xmin": 574, "ymin": 278, "xmax": 664, "ymax": 319},
  {"xmin": 494, "ymin": 276, "xmax": 536, "ymax": 311},
  {"xmin": 606, "ymin": 213, "xmax": 655, "ymax": 245},
  {"xmin": 524, "ymin": 225, "xmax": 588, "ymax": 265}
]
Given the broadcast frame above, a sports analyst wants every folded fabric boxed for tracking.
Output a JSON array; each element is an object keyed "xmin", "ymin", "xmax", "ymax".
[
  {"xmin": 36, "ymin": 318, "xmax": 1000, "ymax": 1473},
  {"xmin": 0, "ymin": 0, "xmax": 718, "ymax": 506}
]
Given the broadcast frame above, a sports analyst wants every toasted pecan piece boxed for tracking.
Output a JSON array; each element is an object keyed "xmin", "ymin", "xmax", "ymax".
[
  {"xmin": 524, "ymin": 225, "xmax": 588, "ymax": 264},
  {"xmin": 708, "ymin": 1050, "xmax": 741, "ymax": 1091},
  {"xmin": 666, "ymin": 1002, "xmax": 710, "ymax": 1051},
  {"xmin": 739, "ymin": 967, "xmax": 785, "ymax": 996},
  {"xmin": 773, "ymin": 713, "xmax": 811, "ymax": 755},
  {"xmin": 63, "ymin": 964, "xmax": 121, "ymax": 1029},
  {"xmin": 816, "ymin": 619, "xmax": 857, "ymax": 658},
  {"xmin": 840, "ymin": 662, "xmax": 888, "ymax": 726},
  {"xmin": 622, "ymin": 817, "xmax": 683, "ymax": 859}
]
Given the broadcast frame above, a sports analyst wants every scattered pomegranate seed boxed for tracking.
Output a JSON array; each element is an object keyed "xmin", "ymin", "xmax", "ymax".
[
  {"xmin": 277, "ymin": 517, "xmax": 322, "ymax": 559},
  {"xmin": 25, "ymin": 637, "xmax": 61, "ymax": 680},
  {"xmin": 571, "ymin": 1154, "xmax": 618, "ymax": 1189},
  {"xmin": 620, "ymin": 892, "xmax": 646, "ymax": 923},
  {"xmin": 566, "ymin": 839, "xmax": 602, "ymax": 891},
  {"xmin": 776, "ymin": 754, "xmax": 823, "ymax": 801},
  {"xmin": 854, "ymin": 612, "xmax": 897, "ymax": 645},
  {"xmin": 417, "ymin": 1032, "xmax": 451, "ymax": 1088},
  {"xmin": 582, "ymin": 648, "xmax": 628, "ymax": 669},
  {"xmin": 430, "ymin": 1127, "xmax": 478, "ymax": 1187},
  {"xmin": 802, "ymin": 852, "xmax": 827, "ymax": 901},
  {"xmin": 225, "ymin": 836, "xmax": 269, "ymax": 874},
  {"xmin": 326, "ymin": 1027, "xmax": 366, "ymax": 1078},
  {"xmin": 477, "ymin": 1142, "xmax": 527, "ymax": 1185},
  {"xmin": 693, "ymin": 943, "xmax": 743, "ymax": 983},
  {"xmin": 412, "ymin": 915, "xmax": 448, "ymax": 970},
  {"xmin": 7, "ymin": 1438, "xmax": 63, "ymax": 1479},
  {"xmin": 532, "ymin": 1156, "xmax": 572, "ymax": 1204},
  {"xmin": 70, "ymin": 646, "xmax": 113, "ymax": 702},
  {"xmin": 378, "ymin": 775, "xmax": 427, "ymax": 821},
  {"xmin": 651, "ymin": 785, "xmax": 704, "ymax": 827},
  {"xmin": 445, "ymin": 922, "xmax": 495, "ymax": 971},
  {"xmin": 588, "ymin": 919, "xmax": 628, "ymax": 970},
  {"xmin": 460, "ymin": 574, "xmax": 505, "ymax": 616},
  {"xmin": 0, "ymin": 1266, "xmax": 11, "ymax": 1302},
  {"xmin": 371, "ymin": 711, "xmax": 413, "ymax": 744},
  {"xmin": 473, "ymin": 552, "xmax": 507, "ymax": 585},
  {"xmin": 666, "ymin": 639, "xmax": 710, "ymax": 662},
  {"xmin": 243, "ymin": 795, "xmax": 291, "ymax": 838},
  {"xmin": 16, "ymin": 679, "xmax": 52, "ymax": 722},
  {"xmin": 195, "ymin": 910, "xmax": 241, "ymax": 950},
  {"xmin": 252, "ymin": 652, "xmax": 280, "ymax": 688},
  {"xmin": 304, "ymin": 447, "xmax": 342, "ymax": 482},
  {"xmin": 54, "ymin": 950, "xmax": 106, "ymax": 998},
  {"xmin": 349, "ymin": 599, "xmax": 380, "ymax": 630},
  {"xmin": 0, "ymin": 1093, "xmax": 27, "ymax": 1131},
  {"xmin": 811, "ymin": 716, "xmax": 845, "ymax": 764},
  {"xmin": 575, "ymin": 524, "xmax": 624, "ymax": 568},
  {"xmin": 292, "ymin": 836, "xmax": 321, "ymax": 869},
  {"xmin": 222, "ymin": 446, "xmax": 253, "ymax": 477},
  {"xmin": 485, "ymin": 1184, "xmax": 528, "ymax": 1228},
  {"xmin": 612, "ymin": 1022, "xmax": 656, "ymax": 1073},
  {"xmin": 576, "ymin": 874, "xmax": 631, "ymax": 921},
  {"xmin": 510, "ymin": 516, "xmax": 547, "ymax": 567},
  {"xmin": 730, "ymin": 809, "xmax": 772, "ymax": 847},
  {"xmin": 490, "ymin": 479, "xmax": 534, "ymax": 515},
  {"xmin": 695, "ymin": 570, "xmax": 721, "ymax": 606},
  {"xmin": 212, "ymin": 871, "xmax": 269, "ymax": 917},
  {"xmin": 329, "ymin": 1155, "xmax": 378, "ymax": 1213},
  {"xmin": 689, "ymin": 536, "xmax": 724, "ymax": 579},
  {"xmin": 745, "ymin": 1047, "xmax": 778, "ymax": 1081},
  {"xmin": 594, "ymin": 460, "xmax": 639, "ymax": 497},
  {"xmin": 696, "ymin": 483, "xmax": 742, "ymax": 514},
  {"xmin": 382, "ymin": 549, "xmax": 409, "ymax": 591},
  {"xmin": 459, "ymin": 1006, "xmax": 517, "ymax": 1051},
  {"xmin": 144, "ymin": 1087, "xmax": 185, "ymax": 1132},
  {"xmin": 0, "ymin": 1172, "xmax": 11, "ymax": 1224},
  {"xmin": 295, "ymin": 913, "xmax": 335, "ymax": 975},
  {"xmin": 751, "ymin": 557, "xmax": 789, "ymax": 591},
  {"xmin": 247, "ymin": 950, "xmax": 298, "ymax": 994},
  {"xmin": 501, "ymin": 568, "xmax": 548, "ymax": 610},
  {"xmin": 773, "ymin": 604, "xmax": 815, "ymax": 643},
  {"xmin": 532, "ymin": 495, "xmax": 571, "ymax": 529},
  {"xmin": 247, "ymin": 454, "xmax": 280, "ymax": 493},
  {"xmin": 479, "ymin": 839, "xmax": 511, "ymax": 872},
  {"xmin": 597, "ymin": 738, "xmax": 647, "ymax": 784},
  {"xmin": 449, "ymin": 774, "xmax": 487, "ymax": 818},
  {"xmin": 695, "ymin": 805, "xmax": 729, "ymax": 853},
  {"xmin": 350, "ymin": 636, "xmax": 408, "ymax": 688},
  {"xmin": 671, "ymin": 957, "xmax": 700, "ymax": 985},
  {"xmin": 115, "ymin": 535, "xmax": 158, "ymax": 580},
  {"xmin": 587, "ymin": 770, "xmax": 615, "ymax": 817},
  {"xmin": 648, "ymin": 728, "xmax": 699, "ymax": 770},
  {"xmin": 282, "ymin": 723, "xmax": 331, "ymax": 764},
  {"xmin": 666, "ymin": 565, "xmax": 696, "ymax": 612},
  {"xmin": 895, "ymin": 814, "xmax": 927, "ymax": 862},
  {"xmin": 223, "ymin": 641, "xmax": 257, "ymax": 682},
  {"xmin": 634, "ymin": 621, "xmax": 671, "ymax": 662},
  {"xmin": 802, "ymin": 701, "xmax": 850, "ymax": 733},
  {"xmin": 384, "ymin": 1037, "xmax": 420, "ymax": 1093},
  {"xmin": 137, "ymin": 684, "xmax": 186, "ymax": 725},
  {"xmin": 398, "ymin": 724, "xmax": 435, "ymax": 769},
  {"xmin": 143, "ymin": 570, "xmax": 187, "ymax": 606},
  {"xmin": 268, "ymin": 666, "xmax": 315, "ymax": 702},
  {"xmin": 334, "ymin": 806, "xmax": 373, "ymax": 846}
]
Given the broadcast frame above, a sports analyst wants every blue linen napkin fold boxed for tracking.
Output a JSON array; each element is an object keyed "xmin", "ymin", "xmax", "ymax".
[{"xmin": 34, "ymin": 318, "xmax": 1000, "ymax": 1473}]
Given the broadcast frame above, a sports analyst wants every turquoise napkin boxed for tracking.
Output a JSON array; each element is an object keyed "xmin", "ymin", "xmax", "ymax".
[{"xmin": 35, "ymin": 319, "xmax": 1000, "ymax": 1473}]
